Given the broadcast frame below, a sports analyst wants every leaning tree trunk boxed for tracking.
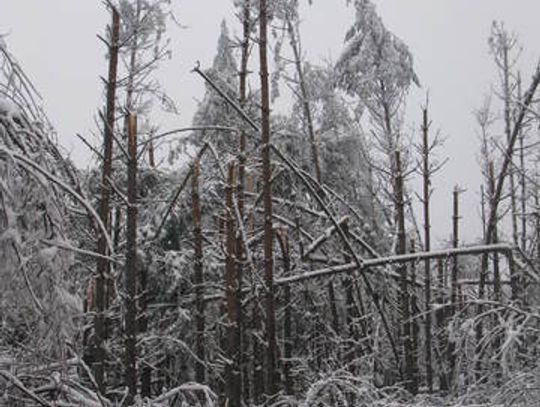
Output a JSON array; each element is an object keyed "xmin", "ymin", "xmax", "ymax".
[
  {"xmin": 286, "ymin": 16, "xmax": 340, "ymax": 341},
  {"xmin": 285, "ymin": 14, "xmax": 321, "ymax": 184},
  {"xmin": 485, "ymin": 65, "xmax": 540, "ymax": 248}
]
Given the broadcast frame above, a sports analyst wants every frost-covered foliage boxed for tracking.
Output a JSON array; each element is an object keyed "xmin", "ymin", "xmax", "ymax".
[
  {"xmin": 0, "ymin": 41, "xmax": 83, "ymax": 363},
  {"xmin": 336, "ymin": 0, "xmax": 418, "ymax": 151},
  {"xmin": 188, "ymin": 21, "xmax": 240, "ymax": 153},
  {"xmin": 117, "ymin": 0, "xmax": 177, "ymax": 116},
  {"xmin": 3, "ymin": 3, "xmax": 540, "ymax": 407},
  {"xmin": 336, "ymin": 0, "xmax": 418, "ymax": 100}
]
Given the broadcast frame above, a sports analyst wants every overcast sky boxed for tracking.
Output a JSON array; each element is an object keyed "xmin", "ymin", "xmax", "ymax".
[{"xmin": 2, "ymin": 1, "xmax": 540, "ymax": 245}]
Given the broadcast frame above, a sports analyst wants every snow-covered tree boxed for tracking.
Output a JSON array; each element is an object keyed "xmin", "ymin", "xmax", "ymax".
[{"xmin": 336, "ymin": 0, "xmax": 418, "ymax": 154}]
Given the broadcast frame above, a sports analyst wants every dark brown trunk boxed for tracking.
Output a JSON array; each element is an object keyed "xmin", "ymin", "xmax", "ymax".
[
  {"xmin": 488, "ymin": 164, "xmax": 503, "ymax": 382},
  {"xmin": 395, "ymin": 151, "xmax": 416, "ymax": 394},
  {"xmin": 140, "ymin": 259, "xmax": 151, "ymax": 398},
  {"xmin": 192, "ymin": 159, "xmax": 206, "ymax": 383},
  {"xmin": 94, "ymin": 7, "xmax": 120, "ymax": 392},
  {"xmin": 421, "ymin": 105, "xmax": 433, "ymax": 392},
  {"xmin": 475, "ymin": 185, "xmax": 488, "ymax": 381},
  {"xmin": 285, "ymin": 14, "xmax": 321, "ymax": 184},
  {"xmin": 501, "ymin": 44, "xmax": 520, "ymax": 249},
  {"xmin": 488, "ymin": 164, "xmax": 502, "ymax": 302},
  {"xmin": 410, "ymin": 238, "xmax": 420, "ymax": 390},
  {"xmin": 518, "ymin": 75, "xmax": 527, "ymax": 253},
  {"xmin": 124, "ymin": 113, "xmax": 138, "ymax": 404},
  {"xmin": 236, "ymin": 3, "xmax": 250, "ymax": 401},
  {"xmin": 259, "ymin": 0, "xmax": 278, "ymax": 396},
  {"xmin": 225, "ymin": 162, "xmax": 241, "ymax": 405},
  {"xmin": 536, "ymin": 188, "xmax": 540, "ymax": 261},
  {"xmin": 125, "ymin": 0, "xmax": 141, "ymax": 112},
  {"xmin": 485, "ymin": 66, "xmax": 540, "ymax": 249},
  {"xmin": 237, "ymin": 0, "xmax": 250, "ymax": 218},
  {"xmin": 276, "ymin": 228, "xmax": 293, "ymax": 395},
  {"xmin": 517, "ymin": 125, "xmax": 526, "ymax": 298},
  {"xmin": 436, "ymin": 259, "xmax": 449, "ymax": 391},
  {"xmin": 148, "ymin": 134, "xmax": 156, "ymax": 168},
  {"xmin": 449, "ymin": 186, "xmax": 460, "ymax": 390}
]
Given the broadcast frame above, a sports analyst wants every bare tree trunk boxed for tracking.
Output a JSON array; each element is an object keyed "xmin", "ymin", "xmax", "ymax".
[
  {"xmin": 421, "ymin": 104, "xmax": 433, "ymax": 393},
  {"xmin": 518, "ymin": 75, "xmax": 527, "ymax": 254},
  {"xmin": 395, "ymin": 151, "xmax": 416, "ymax": 394},
  {"xmin": 476, "ymin": 185, "xmax": 488, "ymax": 381},
  {"xmin": 125, "ymin": 0, "xmax": 142, "ymax": 113},
  {"xmin": 343, "ymin": 222, "xmax": 368, "ymax": 354},
  {"xmin": 436, "ymin": 259, "xmax": 449, "ymax": 391},
  {"xmin": 488, "ymin": 163, "xmax": 503, "ymax": 383},
  {"xmin": 488, "ymin": 163, "xmax": 502, "ymax": 303},
  {"xmin": 285, "ymin": 13, "xmax": 321, "ymax": 184},
  {"xmin": 124, "ymin": 113, "xmax": 139, "ymax": 405},
  {"xmin": 94, "ymin": 7, "xmax": 120, "ymax": 392},
  {"xmin": 499, "ymin": 46, "xmax": 520, "ymax": 304},
  {"xmin": 148, "ymin": 132, "xmax": 156, "ymax": 168},
  {"xmin": 499, "ymin": 43, "xmax": 520, "ymax": 249},
  {"xmin": 140, "ymin": 258, "xmax": 151, "ymax": 398},
  {"xmin": 237, "ymin": 2, "xmax": 250, "ymax": 401},
  {"xmin": 536, "ymin": 187, "xmax": 540, "ymax": 262},
  {"xmin": 327, "ymin": 281, "xmax": 340, "ymax": 335},
  {"xmin": 252, "ymin": 306, "xmax": 264, "ymax": 403},
  {"xmin": 276, "ymin": 227, "xmax": 293, "ymax": 395},
  {"xmin": 517, "ymin": 112, "xmax": 526, "ymax": 300},
  {"xmin": 485, "ymin": 65, "xmax": 540, "ymax": 248},
  {"xmin": 409, "ymin": 237, "xmax": 420, "ymax": 390},
  {"xmin": 259, "ymin": 0, "xmax": 278, "ymax": 396},
  {"xmin": 225, "ymin": 162, "xmax": 241, "ymax": 406},
  {"xmin": 449, "ymin": 186, "xmax": 460, "ymax": 390},
  {"xmin": 285, "ymin": 2, "xmax": 341, "ymax": 368},
  {"xmin": 191, "ymin": 159, "xmax": 206, "ymax": 383}
]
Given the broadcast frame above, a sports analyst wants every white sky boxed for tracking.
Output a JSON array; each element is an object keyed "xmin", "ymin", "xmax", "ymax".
[{"xmin": 2, "ymin": 0, "xmax": 540, "ymax": 245}]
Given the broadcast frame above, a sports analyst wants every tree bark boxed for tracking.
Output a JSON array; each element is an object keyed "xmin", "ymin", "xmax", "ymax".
[
  {"xmin": 93, "ymin": 7, "xmax": 120, "ymax": 392},
  {"xmin": 485, "ymin": 65, "xmax": 540, "ymax": 247},
  {"xmin": 225, "ymin": 162, "xmax": 241, "ymax": 406},
  {"xmin": 276, "ymin": 227, "xmax": 293, "ymax": 395},
  {"xmin": 395, "ymin": 151, "xmax": 416, "ymax": 394},
  {"xmin": 258, "ymin": 0, "xmax": 278, "ymax": 396},
  {"xmin": 421, "ymin": 104, "xmax": 433, "ymax": 392},
  {"xmin": 476, "ymin": 185, "xmax": 489, "ymax": 381},
  {"xmin": 191, "ymin": 159, "xmax": 206, "ymax": 383},
  {"xmin": 285, "ymin": 13, "xmax": 322, "ymax": 184},
  {"xmin": 436, "ymin": 259, "xmax": 449, "ymax": 391},
  {"xmin": 410, "ymin": 238, "xmax": 420, "ymax": 390},
  {"xmin": 237, "ymin": 2, "xmax": 250, "ymax": 401},
  {"xmin": 449, "ymin": 186, "xmax": 460, "ymax": 390},
  {"xmin": 124, "ymin": 113, "xmax": 138, "ymax": 405}
]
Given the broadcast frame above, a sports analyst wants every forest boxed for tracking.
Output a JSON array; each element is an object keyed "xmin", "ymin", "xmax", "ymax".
[{"xmin": 1, "ymin": 0, "xmax": 539, "ymax": 406}]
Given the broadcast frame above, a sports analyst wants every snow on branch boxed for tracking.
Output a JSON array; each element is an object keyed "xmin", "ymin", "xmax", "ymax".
[
  {"xmin": 277, "ymin": 243, "xmax": 514, "ymax": 286},
  {"xmin": 0, "ymin": 146, "xmax": 114, "ymax": 254},
  {"xmin": 303, "ymin": 216, "xmax": 350, "ymax": 258}
]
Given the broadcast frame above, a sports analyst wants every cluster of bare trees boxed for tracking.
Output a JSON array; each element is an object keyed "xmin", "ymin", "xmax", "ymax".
[{"xmin": 1, "ymin": 1, "xmax": 540, "ymax": 407}]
